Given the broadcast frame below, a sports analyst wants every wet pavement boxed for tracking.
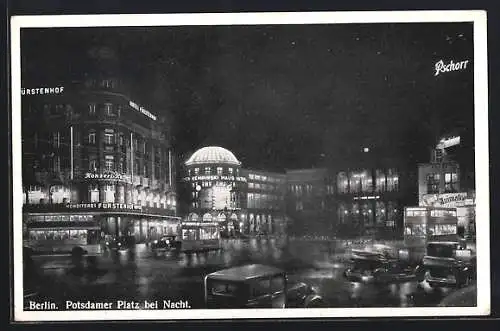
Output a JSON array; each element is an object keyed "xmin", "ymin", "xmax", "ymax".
[{"xmin": 24, "ymin": 238, "xmax": 475, "ymax": 309}]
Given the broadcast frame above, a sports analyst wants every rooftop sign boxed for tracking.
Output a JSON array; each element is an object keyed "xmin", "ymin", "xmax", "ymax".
[
  {"xmin": 21, "ymin": 86, "xmax": 64, "ymax": 96},
  {"xmin": 129, "ymin": 100, "xmax": 157, "ymax": 121}
]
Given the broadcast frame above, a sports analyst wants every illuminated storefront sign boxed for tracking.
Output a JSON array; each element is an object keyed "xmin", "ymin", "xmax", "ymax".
[
  {"xmin": 183, "ymin": 175, "xmax": 247, "ymax": 182},
  {"xmin": 84, "ymin": 172, "xmax": 132, "ymax": 184},
  {"xmin": 21, "ymin": 86, "xmax": 65, "ymax": 96},
  {"xmin": 420, "ymin": 192, "xmax": 473, "ymax": 208},
  {"xmin": 66, "ymin": 202, "xmax": 142, "ymax": 211},
  {"xmin": 353, "ymin": 195, "xmax": 381, "ymax": 200},
  {"xmin": 129, "ymin": 100, "xmax": 157, "ymax": 121},
  {"xmin": 181, "ymin": 222, "xmax": 218, "ymax": 227}
]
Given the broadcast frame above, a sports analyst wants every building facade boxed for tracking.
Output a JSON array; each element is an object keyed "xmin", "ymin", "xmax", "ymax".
[
  {"xmin": 285, "ymin": 168, "xmax": 336, "ymax": 236},
  {"xmin": 180, "ymin": 146, "xmax": 287, "ymax": 236},
  {"xmin": 417, "ymin": 134, "xmax": 476, "ymax": 239},
  {"xmin": 22, "ymin": 48, "xmax": 179, "ymax": 244}
]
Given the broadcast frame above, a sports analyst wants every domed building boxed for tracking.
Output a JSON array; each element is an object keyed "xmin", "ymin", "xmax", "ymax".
[
  {"xmin": 182, "ymin": 146, "xmax": 247, "ymax": 236},
  {"xmin": 181, "ymin": 146, "xmax": 288, "ymax": 237}
]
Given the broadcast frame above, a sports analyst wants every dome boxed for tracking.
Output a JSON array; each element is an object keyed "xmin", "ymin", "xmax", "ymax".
[{"xmin": 185, "ymin": 146, "xmax": 241, "ymax": 166}]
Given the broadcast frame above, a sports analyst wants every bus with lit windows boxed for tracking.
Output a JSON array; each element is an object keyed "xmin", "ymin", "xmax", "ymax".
[
  {"xmin": 399, "ymin": 206, "xmax": 461, "ymax": 264},
  {"xmin": 178, "ymin": 221, "xmax": 221, "ymax": 253},
  {"xmin": 23, "ymin": 214, "xmax": 103, "ymax": 256}
]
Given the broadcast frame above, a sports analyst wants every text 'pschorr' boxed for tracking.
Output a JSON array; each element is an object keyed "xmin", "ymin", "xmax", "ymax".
[{"xmin": 434, "ymin": 59, "xmax": 469, "ymax": 76}]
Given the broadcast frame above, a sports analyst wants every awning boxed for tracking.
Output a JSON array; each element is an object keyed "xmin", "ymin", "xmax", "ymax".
[{"xmin": 27, "ymin": 221, "xmax": 100, "ymax": 230}]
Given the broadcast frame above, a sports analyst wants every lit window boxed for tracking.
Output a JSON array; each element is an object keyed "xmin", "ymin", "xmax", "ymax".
[
  {"xmin": 105, "ymin": 155, "xmax": 114, "ymax": 171},
  {"xmin": 53, "ymin": 156, "xmax": 60, "ymax": 172},
  {"xmin": 228, "ymin": 168, "xmax": 234, "ymax": 175},
  {"xmin": 204, "ymin": 167, "xmax": 211, "ymax": 175},
  {"xmin": 89, "ymin": 156, "xmax": 98, "ymax": 171},
  {"xmin": 88, "ymin": 103, "xmax": 96, "ymax": 115},
  {"xmin": 194, "ymin": 168, "xmax": 199, "ymax": 175},
  {"xmin": 104, "ymin": 103, "xmax": 113, "ymax": 115},
  {"xmin": 88, "ymin": 131, "xmax": 96, "ymax": 144},
  {"xmin": 217, "ymin": 167, "xmax": 223, "ymax": 175},
  {"xmin": 104, "ymin": 129, "xmax": 114, "ymax": 144},
  {"xmin": 296, "ymin": 201, "xmax": 303, "ymax": 211}
]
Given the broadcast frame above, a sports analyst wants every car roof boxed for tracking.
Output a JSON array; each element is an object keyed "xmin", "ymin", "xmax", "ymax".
[
  {"xmin": 427, "ymin": 241, "xmax": 460, "ymax": 245},
  {"xmin": 206, "ymin": 264, "xmax": 285, "ymax": 281}
]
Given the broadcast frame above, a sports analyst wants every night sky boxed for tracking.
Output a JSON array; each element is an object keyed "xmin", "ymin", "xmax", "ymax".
[{"xmin": 21, "ymin": 22, "xmax": 474, "ymax": 171}]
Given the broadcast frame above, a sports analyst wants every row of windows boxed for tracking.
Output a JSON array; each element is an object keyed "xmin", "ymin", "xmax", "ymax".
[
  {"xmin": 247, "ymin": 193, "xmax": 283, "ymax": 210},
  {"xmin": 188, "ymin": 167, "xmax": 238, "ymax": 176},
  {"xmin": 25, "ymin": 215, "xmax": 95, "ymax": 223},
  {"xmin": 406, "ymin": 209, "xmax": 457, "ymax": 217},
  {"xmin": 248, "ymin": 173, "xmax": 285, "ymax": 184},
  {"xmin": 404, "ymin": 224, "xmax": 457, "ymax": 236},
  {"xmin": 337, "ymin": 170, "xmax": 399, "ymax": 194},
  {"xmin": 248, "ymin": 182, "xmax": 282, "ymax": 191},
  {"xmin": 426, "ymin": 172, "xmax": 459, "ymax": 193}
]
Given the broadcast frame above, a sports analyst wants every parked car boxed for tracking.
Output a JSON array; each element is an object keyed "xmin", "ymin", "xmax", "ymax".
[
  {"xmin": 204, "ymin": 264, "xmax": 324, "ymax": 308},
  {"xmin": 151, "ymin": 235, "xmax": 181, "ymax": 251},
  {"xmin": 343, "ymin": 249, "xmax": 416, "ymax": 285},
  {"xmin": 416, "ymin": 241, "xmax": 476, "ymax": 289}
]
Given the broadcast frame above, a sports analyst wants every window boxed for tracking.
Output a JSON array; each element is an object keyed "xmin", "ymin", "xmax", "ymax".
[
  {"xmin": 105, "ymin": 155, "xmax": 114, "ymax": 171},
  {"xmin": 296, "ymin": 201, "xmax": 303, "ymax": 211},
  {"xmin": 429, "ymin": 224, "xmax": 457, "ymax": 236},
  {"xmin": 228, "ymin": 168, "xmax": 234, "ymax": 175},
  {"xmin": 217, "ymin": 167, "xmax": 223, "ymax": 175},
  {"xmin": 53, "ymin": 156, "xmax": 60, "ymax": 172},
  {"xmin": 194, "ymin": 168, "xmax": 199, "ymax": 175},
  {"xmin": 386, "ymin": 169, "xmax": 399, "ymax": 192},
  {"xmin": 252, "ymin": 278, "xmax": 271, "ymax": 298},
  {"xmin": 88, "ymin": 131, "xmax": 96, "ymax": 144},
  {"xmin": 119, "ymin": 134, "xmax": 124, "ymax": 146},
  {"xmin": 248, "ymin": 183, "xmax": 254, "ymax": 189},
  {"xmin": 444, "ymin": 172, "xmax": 458, "ymax": 192},
  {"xmin": 104, "ymin": 185, "xmax": 115, "ymax": 203},
  {"xmin": 103, "ymin": 129, "xmax": 114, "ymax": 145},
  {"xmin": 88, "ymin": 103, "xmax": 96, "ymax": 115},
  {"xmin": 427, "ymin": 173, "xmax": 440, "ymax": 194},
  {"xmin": 270, "ymin": 276, "xmax": 285, "ymax": 293},
  {"xmin": 337, "ymin": 172, "xmax": 349, "ymax": 194},
  {"xmin": 375, "ymin": 169, "xmax": 386, "ymax": 192},
  {"xmin": 89, "ymin": 155, "xmax": 98, "ymax": 171},
  {"xmin": 104, "ymin": 103, "xmax": 113, "ymax": 116},
  {"xmin": 249, "ymin": 174, "xmax": 255, "ymax": 180},
  {"xmin": 52, "ymin": 132, "xmax": 60, "ymax": 148},
  {"xmin": 406, "ymin": 209, "xmax": 426, "ymax": 217},
  {"xmin": 360, "ymin": 171, "xmax": 372, "ymax": 193},
  {"xmin": 204, "ymin": 167, "xmax": 211, "ymax": 175},
  {"xmin": 210, "ymin": 282, "xmax": 239, "ymax": 296},
  {"xmin": 89, "ymin": 184, "xmax": 99, "ymax": 202}
]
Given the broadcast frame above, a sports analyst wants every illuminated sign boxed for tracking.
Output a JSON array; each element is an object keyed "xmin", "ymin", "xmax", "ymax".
[
  {"xmin": 420, "ymin": 192, "xmax": 473, "ymax": 208},
  {"xmin": 66, "ymin": 202, "xmax": 142, "ymax": 211},
  {"xmin": 181, "ymin": 222, "xmax": 218, "ymax": 227},
  {"xmin": 21, "ymin": 86, "xmax": 64, "ymax": 96},
  {"xmin": 353, "ymin": 195, "xmax": 380, "ymax": 200},
  {"xmin": 183, "ymin": 175, "xmax": 247, "ymax": 183},
  {"xmin": 129, "ymin": 100, "xmax": 157, "ymax": 121},
  {"xmin": 84, "ymin": 172, "xmax": 132, "ymax": 184},
  {"xmin": 434, "ymin": 59, "xmax": 469, "ymax": 77},
  {"xmin": 436, "ymin": 136, "xmax": 461, "ymax": 149}
]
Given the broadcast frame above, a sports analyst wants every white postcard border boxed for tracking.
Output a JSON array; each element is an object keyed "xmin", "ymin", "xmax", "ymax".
[{"xmin": 11, "ymin": 10, "xmax": 490, "ymax": 321}]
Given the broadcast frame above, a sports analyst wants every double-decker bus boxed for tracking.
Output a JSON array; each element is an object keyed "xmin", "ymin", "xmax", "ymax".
[
  {"xmin": 23, "ymin": 213, "xmax": 103, "ymax": 256},
  {"xmin": 399, "ymin": 206, "xmax": 460, "ymax": 264},
  {"xmin": 179, "ymin": 221, "xmax": 221, "ymax": 253}
]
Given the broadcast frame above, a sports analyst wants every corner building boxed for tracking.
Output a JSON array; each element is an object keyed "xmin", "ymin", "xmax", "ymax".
[
  {"xmin": 181, "ymin": 146, "xmax": 287, "ymax": 236},
  {"xmin": 22, "ymin": 48, "xmax": 179, "ymax": 244}
]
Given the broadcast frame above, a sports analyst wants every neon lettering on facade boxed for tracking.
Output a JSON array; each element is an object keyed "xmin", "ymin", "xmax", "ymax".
[
  {"xmin": 21, "ymin": 86, "xmax": 65, "ymax": 96},
  {"xmin": 66, "ymin": 202, "xmax": 142, "ymax": 211},
  {"xmin": 129, "ymin": 100, "xmax": 157, "ymax": 121},
  {"xmin": 84, "ymin": 172, "xmax": 132, "ymax": 184},
  {"xmin": 184, "ymin": 175, "xmax": 247, "ymax": 183}
]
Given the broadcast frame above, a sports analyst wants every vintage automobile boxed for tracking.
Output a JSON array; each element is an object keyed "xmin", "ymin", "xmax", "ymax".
[
  {"xmin": 416, "ymin": 241, "xmax": 476, "ymax": 289},
  {"xmin": 343, "ymin": 249, "xmax": 416, "ymax": 285},
  {"xmin": 105, "ymin": 235, "xmax": 135, "ymax": 251},
  {"xmin": 151, "ymin": 235, "xmax": 182, "ymax": 251},
  {"xmin": 204, "ymin": 264, "xmax": 324, "ymax": 308}
]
